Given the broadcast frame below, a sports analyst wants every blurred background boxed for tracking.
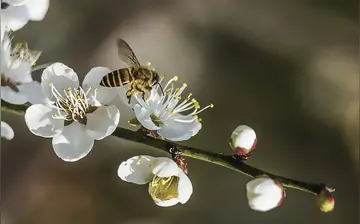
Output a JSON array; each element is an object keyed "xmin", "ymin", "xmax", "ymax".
[{"xmin": 1, "ymin": 0, "xmax": 358, "ymax": 223}]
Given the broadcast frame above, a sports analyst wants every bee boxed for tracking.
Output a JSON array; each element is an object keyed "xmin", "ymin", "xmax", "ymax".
[{"xmin": 100, "ymin": 38, "xmax": 163, "ymax": 103}]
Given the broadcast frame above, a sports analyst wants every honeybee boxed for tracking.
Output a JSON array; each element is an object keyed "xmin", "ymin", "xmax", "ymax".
[{"xmin": 100, "ymin": 38, "xmax": 162, "ymax": 103}]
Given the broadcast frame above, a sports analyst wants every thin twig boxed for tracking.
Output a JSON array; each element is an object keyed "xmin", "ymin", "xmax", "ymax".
[{"xmin": 1, "ymin": 100, "xmax": 329, "ymax": 195}]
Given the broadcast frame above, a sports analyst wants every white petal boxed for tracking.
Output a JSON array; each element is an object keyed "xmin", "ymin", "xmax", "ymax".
[
  {"xmin": 118, "ymin": 86, "xmax": 138, "ymax": 108},
  {"xmin": 7, "ymin": 60, "xmax": 33, "ymax": 83},
  {"xmin": 134, "ymin": 104, "xmax": 160, "ymax": 130},
  {"xmin": 6, "ymin": 0, "xmax": 29, "ymax": 6},
  {"xmin": 41, "ymin": 62, "xmax": 79, "ymax": 99},
  {"xmin": 1, "ymin": 86, "xmax": 28, "ymax": 105},
  {"xmin": 152, "ymin": 198, "xmax": 179, "ymax": 207},
  {"xmin": 151, "ymin": 157, "xmax": 179, "ymax": 178},
  {"xmin": 157, "ymin": 117, "xmax": 201, "ymax": 141},
  {"xmin": 177, "ymin": 169, "xmax": 193, "ymax": 204},
  {"xmin": 52, "ymin": 122, "xmax": 94, "ymax": 162},
  {"xmin": 85, "ymin": 105, "xmax": 120, "ymax": 140},
  {"xmin": 117, "ymin": 155, "xmax": 156, "ymax": 185},
  {"xmin": 246, "ymin": 178, "xmax": 283, "ymax": 212},
  {"xmin": 1, "ymin": 33, "xmax": 12, "ymax": 68},
  {"xmin": 82, "ymin": 67, "xmax": 118, "ymax": 105},
  {"xmin": 17, "ymin": 81, "xmax": 48, "ymax": 104},
  {"xmin": 24, "ymin": 0, "xmax": 49, "ymax": 20},
  {"xmin": 1, "ymin": 121, "xmax": 14, "ymax": 140},
  {"xmin": 24, "ymin": 104, "xmax": 64, "ymax": 137},
  {"xmin": 230, "ymin": 125, "xmax": 256, "ymax": 150},
  {"xmin": 1, "ymin": 5, "xmax": 29, "ymax": 31}
]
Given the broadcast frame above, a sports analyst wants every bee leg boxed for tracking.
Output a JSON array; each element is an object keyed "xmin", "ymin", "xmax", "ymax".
[{"xmin": 126, "ymin": 88, "xmax": 134, "ymax": 104}]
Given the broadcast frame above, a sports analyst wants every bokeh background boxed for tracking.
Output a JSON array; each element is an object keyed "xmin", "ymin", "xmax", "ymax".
[{"xmin": 1, "ymin": 0, "xmax": 358, "ymax": 223}]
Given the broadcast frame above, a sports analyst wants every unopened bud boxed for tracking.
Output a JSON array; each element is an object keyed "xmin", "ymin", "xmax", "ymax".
[
  {"xmin": 316, "ymin": 188, "xmax": 335, "ymax": 212},
  {"xmin": 229, "ymin": 125, "xmax": 257, "ymax": 156}
]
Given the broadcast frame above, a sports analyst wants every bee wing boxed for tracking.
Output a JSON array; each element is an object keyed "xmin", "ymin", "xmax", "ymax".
[{"xmin": 117, "ymin": 38, "xmax": 141, "ymax": 67}]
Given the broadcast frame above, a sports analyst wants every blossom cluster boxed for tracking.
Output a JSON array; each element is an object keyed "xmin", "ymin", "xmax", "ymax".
[{"xmin": 1, "ymin": 0, "xmax": 335, "ymax": 214}]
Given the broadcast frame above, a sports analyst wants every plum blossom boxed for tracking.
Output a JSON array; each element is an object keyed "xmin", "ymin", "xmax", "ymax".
[
  {"xmin": 1, "ymin": 121, "xmax": 14, "ymax": 140},
  {"xmin": 24, "ymin": 62, "xmax": 120, "ymax": 162},
  {"xmin": 229, "ymin": 125, "xmax": 257, "ymax": 156},
  {"xmin": 131, "ymin": 76, "xmax": 213, "ymax": 141},
  {"xmin": 1, "ymin": 31, "xmax": 44, "ymax": 105},
  {"xmin": 1, "ymin": 0, "xmax": 49, "ymax": 40},
  {"xmin": 246, "ymin": 177, "xmax": 285, "ymax": 212},
  {"xmin": 118, "ymin": 155, "xmax": 193, "ymax": 207}
]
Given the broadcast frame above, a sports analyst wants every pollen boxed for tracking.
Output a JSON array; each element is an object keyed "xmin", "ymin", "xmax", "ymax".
[
  {"xmin": 173, "ymin": 76, "xmax": 178, "ymax": 81},
  {"xmin": 183, "ymin": 83, "xmax": 187, "ymax": 87},
  {"xmin": 210, "ymin": 103, "xmax": 214, "ymax": 108},
  {"xmin": 146, "ymin": 62, "xmax": 151, "ymax": 67}
]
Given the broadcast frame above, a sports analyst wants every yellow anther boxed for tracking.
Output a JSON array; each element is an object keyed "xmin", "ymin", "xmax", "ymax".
[
  {"xmin": 151, "ymin": 68, "xmax": 156, "ymax": 72},
  {"xmin": 191, "ymin": 98, "xmax": 197, "ymax": 103},
  {"xmin": 210, "ymin": 103, "xmax": 214, "ymax": 108},
  {"xmin": 173, "ymin": 76, "xmax": 178, "ymax": 81},
  {"xmin": 49, "ymin": 83, "xmax": 53, "ymax": 86},
  {"xmin": 146, "ymin": 62, "xmax": 151, "ymax": 67},
  {"xmin": 183, "ymin": 83, "xmax": 187, "ymax": 87}
]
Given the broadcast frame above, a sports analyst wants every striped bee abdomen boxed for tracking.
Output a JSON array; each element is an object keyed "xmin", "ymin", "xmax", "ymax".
[{"xmin": 100, "ymin": 68, "xmax": 132, "ymax": 87}]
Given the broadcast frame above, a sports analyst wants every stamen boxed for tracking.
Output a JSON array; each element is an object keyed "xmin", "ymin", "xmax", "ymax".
[{"xmin": 47, "ymin": 84, "xmax": 94, "ymax": 124}]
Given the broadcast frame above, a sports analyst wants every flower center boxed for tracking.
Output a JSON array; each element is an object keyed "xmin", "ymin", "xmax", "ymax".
[
  {"xmin": 48, "ymin": 83, "xmax": 97, "ymax": 126},
  {"xmin": 1, "ymin": 74, "xmax": 20, "ymax": 92},
  {"xmin": 151, "ymin": 76, "xmax": 214, "ymax": 123},
  {"xmin": 148, "ymin": 175, "xmax": 180, "ymax": 201},
  {"xmin": 10, "ymin": 42, "xmax": 40, "ymax": 66}
]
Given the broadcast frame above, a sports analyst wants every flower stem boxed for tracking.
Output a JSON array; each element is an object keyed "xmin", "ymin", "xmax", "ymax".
[{"xmin": 1, "ymin": 100, "xmax": 329, "ymax": 195}]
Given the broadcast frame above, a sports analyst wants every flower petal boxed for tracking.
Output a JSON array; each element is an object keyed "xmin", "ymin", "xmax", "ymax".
[
  {"xmin": 151, "ymin": 157, "xmax": 179, "ymax": 178},
  {"xmin": 1, "ymin": 5, "xmax": 29, "ymax": 31},
  {"xmin": 1, "ymin": 121, "xmax": 14, "ymax": 140},
  {"xmin": 157, "ymin": 117, "xmax": 201, "ymax": 141},
  {"xmin": 82, "ymin": 67, "xmax": 118, "ymax": 105},
  {"xmin": 24, "ymin": 0, "xmax": 49, "ymax": 21},
  {"xmin": 52, "ymin": 122, "xmax": 94, "ymax": 162},
  {"xmin": 118, "ymin": 86, "xmax": 138, "ymax": 108},
  {"xmin": 6, "ymin": 0, "xmax": 28, "ymax": 6},
  {"xmin": 246, "ymin": 178, "xmax": 283, "ymax": 212},
  {"xmin": 1, "ymin": 86, "xmax": 28, "ymax": 105},
  {"xmin": 134, "ymin": 104, "xmax": 160, "ymax": 130},
  {"xmin": 24, "ymin": 104, "xmax": 64, "ymax": 137},
  {"xmin": 41, "ymin": 62, "xmax": 79, "ymax": 99},
  {"xmin": 152, "ymin": 198, "xmax": 179, "ymax": 207},
  {"xmin": 177, "ymin": 169, "xmax": 193, "ymax": 204},
  {"xmin": 85, "ymin": 105, "xmax": 120, "ymax": 140},
  {"xmin": 230, "ymin": 125, "xmax": 257, "ymax": 150},
  {"xmin": 17, "ymin": 81, "xmax": 48, "ymax": 104},
  {"xmin": 7, "ymin": 59, "xmax": 33, "ymax": 83},
  {"xmin": 117, "ymin": 155, "xmax": 156, "ymax": 185}
]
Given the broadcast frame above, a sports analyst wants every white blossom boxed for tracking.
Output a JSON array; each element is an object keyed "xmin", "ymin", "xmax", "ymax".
[
  {"xmin": 229, "ymin": 125, "xmax": 257, "ymax": 155},
  {"xmin": 1, "ymin": 31, "xmax": 44, "ymax": 105},
  {"xmin": 118, "ymin": 155, "xmax": 193, "ymax": 207},
  {"xmin": 24, "ymin": 62, "xmax": 120, "ymax": 162},
  {"xmin": 246, "ymin": 177, "xmax": 285, "ymax": 212},
  {"xmin": 131, "ymin": 76, "xmax": 213, "ymax": 141},
  {"xmin": 1, "ymin": 0, "xmax": 49, "ymax": 40},
  {"xmin": 1, "ymin": 121, "xmax": 14, "ymax": 140}
]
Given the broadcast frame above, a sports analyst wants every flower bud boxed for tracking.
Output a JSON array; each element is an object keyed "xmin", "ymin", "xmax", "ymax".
[
  {"xmin": 316, "ymin": 188, "xmax": 335, "ymax": 212},
  {"xmin": 229, "ymin": 125, "xmax": 257, "ymax": 155},
  {"xmin": 246, "ymin": 177, "xmax": 285, "ymax": 212}
]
